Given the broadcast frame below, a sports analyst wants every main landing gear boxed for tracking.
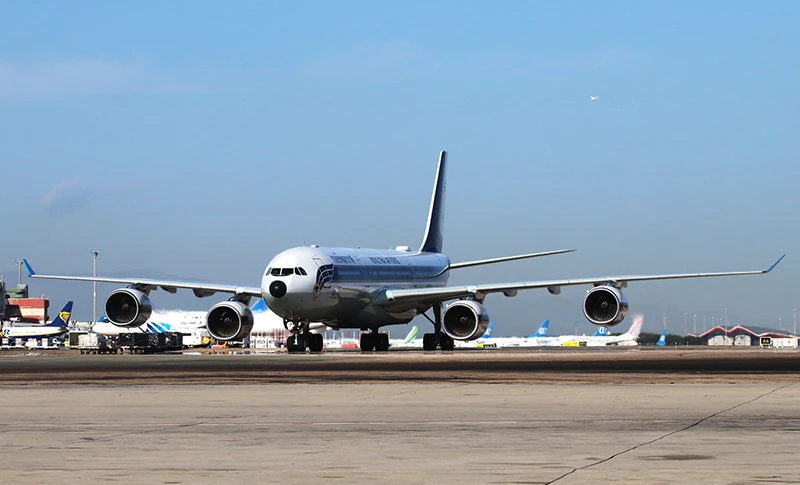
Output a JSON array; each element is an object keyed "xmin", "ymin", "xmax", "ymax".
[
  {"xmin": 421, "ymin": 303, "xmax": 454, "ymax": 351},
  {"xmin": 360, "ymin": 331, "xmax": 390, "ymax": 352}
]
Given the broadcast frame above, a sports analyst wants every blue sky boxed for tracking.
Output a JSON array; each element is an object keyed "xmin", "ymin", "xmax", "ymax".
[{"xmin": 2, "ymin": 1, "xmax": 798, "ymax": 334}]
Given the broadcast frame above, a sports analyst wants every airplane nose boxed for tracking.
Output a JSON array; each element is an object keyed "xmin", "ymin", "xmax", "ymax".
[{"xmin": 269, "ymin": 280, "xmax": 287, "ymax": 298}]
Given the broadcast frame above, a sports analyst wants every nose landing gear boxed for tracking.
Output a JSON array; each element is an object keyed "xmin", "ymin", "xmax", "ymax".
[{"xmin": 284, "ymin": 320, "xmax": 324, "ymax": 353}]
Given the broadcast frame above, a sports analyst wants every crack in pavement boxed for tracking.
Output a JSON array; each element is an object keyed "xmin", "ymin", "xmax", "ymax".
[{"xmin": 544, "ymin": 382, "xmax": 797, "ymax": 484}]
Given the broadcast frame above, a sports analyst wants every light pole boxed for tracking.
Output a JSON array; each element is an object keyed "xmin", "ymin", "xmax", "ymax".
[
  {"xmin": 724, "ymin": 307, "xmax": 728, "ymax": 331},
  {"xmin": 693, "ymin": 313, "xmax": 697, "ymax": 335},
  {"xmin": 91, "ymin": 250, "xmax": 99, "ymax": 324},
  {"xmin": 794, "ymin": 308, "xmax": 797, "ymax": 338},
  {"xmin": 683, "ymin": 312, "xmax": 687, "ymax": 336},
  {"xmin": 15, "ymin": 260, "xmax": 22, "ymax": 286}
]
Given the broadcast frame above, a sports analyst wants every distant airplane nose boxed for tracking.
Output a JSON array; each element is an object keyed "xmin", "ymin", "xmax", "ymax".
[{"xmin": 269, "ymin": 280, "xmax": 287, "ymax": 298}]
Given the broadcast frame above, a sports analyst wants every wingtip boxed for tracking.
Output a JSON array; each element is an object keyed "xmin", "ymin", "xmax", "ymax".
[
  {"xmin": 765, "ymin": 254, "xmax": 786, "ymax": 273},
  {"xmin": 22, "ymin": 259, "xmax": 35, "ymax": 276}
]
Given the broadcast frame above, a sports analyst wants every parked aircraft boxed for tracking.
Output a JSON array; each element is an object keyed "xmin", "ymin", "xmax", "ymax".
[
  {"xmin": 556, "ymin": 315, "xmax": 644, "ymax": 347},
  {"xmin": 656, "ymin": 329, "xmax": 667, "ymax": 347},
  {"xmin": 23, "ymin": 151, "xmax": 784, "ymax": 353},
  {"xmin": 1, "ymin": 301, "xmax": 72, "ymax": 339}
]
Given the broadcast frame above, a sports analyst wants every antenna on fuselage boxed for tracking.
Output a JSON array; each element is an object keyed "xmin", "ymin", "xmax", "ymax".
[{"xmin": 419, "ymin": 151, "xmax": 447, "ymax": 254}]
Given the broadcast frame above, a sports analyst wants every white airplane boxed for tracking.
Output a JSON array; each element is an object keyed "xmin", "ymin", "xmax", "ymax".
[
  {"xmin": 1, "ymin": 301, "xmax": 72, "ymax": 339},
  {"xmin": 23, "ymin": 151, "xmax": 784, "ymax": 353},
  {"xmin": 458, "ymin": 319, "xmax": 554, "ymax": 348},
  {"xmin": 590, "ymin": 95, "xmax": 599, "ymax": 101},
  {"xmin": 556, "ymin": 314, "xmax": 644, "ymax": 347}
]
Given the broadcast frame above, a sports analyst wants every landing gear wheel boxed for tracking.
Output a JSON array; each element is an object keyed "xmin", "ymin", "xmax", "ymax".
[
  {"xmin": 422, "ymin": 333, "xmax": 437, "ymax": 351},
  {"xmin": 360, "ymin": 333, "xmax": 376, "ymax": 352},
  {"xmin": 376, "ymin": 333, "xmax": 390, "ymax": 352},
  {"xmin": 309, "ymin": 333, "xmax": 324, "ymax": 353},
  {"xmin": 286, "ymin": 335, "xmax": 298, "ymax": 353},
  {"xmin": 439, "ymin": 334, "xmax": 455, "ymax": 351}
]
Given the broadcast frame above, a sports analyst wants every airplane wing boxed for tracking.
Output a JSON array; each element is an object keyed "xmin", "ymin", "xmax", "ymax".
[
  {"xmin": 449, "ymin": 248, "xmax": 576, "ymax": 270},
  {"xmin": 22, "ymin": 259, "xmax": 261, "ymax": 298},
  {"xmin": 374, "ymin": 255, "xmax": 785, "ymax": 307}
]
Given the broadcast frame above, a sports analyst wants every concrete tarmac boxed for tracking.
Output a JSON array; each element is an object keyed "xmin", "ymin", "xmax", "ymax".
[{"xmin": 2, "ymin": 349, "xmax": 800, "ymax": 484}]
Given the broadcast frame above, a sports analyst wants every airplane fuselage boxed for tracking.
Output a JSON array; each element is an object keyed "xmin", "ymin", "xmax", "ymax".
[
  {"xmin": 2, "ymin": 326, "xmax": 68, "ymax": 339},
  {"xmin": 262, "ymin": 246, "xmax": 450, "ymax": 330}
]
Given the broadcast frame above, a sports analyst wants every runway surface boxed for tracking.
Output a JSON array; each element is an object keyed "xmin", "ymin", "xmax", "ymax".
[
  {"xmin": 1, "ymin": 347, "xmax": 800, "ymax": 385},
  {"xmin": 2, "ymin": 348, "xmax": 800, "ymax": 484}
]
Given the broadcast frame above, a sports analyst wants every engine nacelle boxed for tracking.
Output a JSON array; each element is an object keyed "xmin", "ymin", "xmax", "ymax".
[
  {"xmin": 206, "ymin": 301, "xmax": 254, "ymax": 341},
  {"xmin": 104, "ymin": 288, "xmax": 152, "ymax": 328},
  {"xmin": 583, "ymin": 285, "xmax": 629, "ymax": 327},
  {"xmin": 442, "ymin": 300, "xmax": 490, "ymax": 341}
]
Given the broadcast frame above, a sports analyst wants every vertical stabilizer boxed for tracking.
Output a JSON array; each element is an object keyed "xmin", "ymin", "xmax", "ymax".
[
  {"xmin": 656, "ymin": 329, "xmax": 667, "ymax": 346},
  {"xmin": 529, "ymin": 320, "xmax": 550, "ymax": 338},
  {"xmin": 419, "ymin": 151, "xmax": 447, "ymax": 253},
  {"xmin": 48, "ymin": 301, "xmax": 73, "ymax": 327},
  {"xmin": 480, "ymin": 320, "xmax": 494, "ymax": 339},
  {"xmin": 624, "ymin": 315, "xmax": 644, "ymax": 339}
]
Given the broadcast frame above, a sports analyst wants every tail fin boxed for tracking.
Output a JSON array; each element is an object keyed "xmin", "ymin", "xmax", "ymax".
[
  {"xmin": 48, "ymin": 301, "xmax": 73, "ymax": 327},
  {"xmin": 656, "ymin": 329, "xmax": 667, "ymax": 346},
  {"xmin": 251, "ymin": 298, "xmax": 267, "ymax": 312},
  {"xmin": 146, "ymin": 322, "xmax": 172, "ymax": 333},
  {"xmin": 624, "ymin": 315, "xmax": 644, "ymax": 338},
  {"xmin": 481, "ymin": 319, "xmax": 494, "ymax": 339},
  {"xmin": 403, "ymin": 326, "xmax": 418, "ymax": 343},
  {"xmin": 419, "ymin": 151, "xmax": 447, "ymax": 253},
  {"xmin": 592, "ymin": 326, "xmax": 610, "ymax": 337},
  {"xmin": 529, "ymin": 319, "xmax": 550, "ymax": 338}
]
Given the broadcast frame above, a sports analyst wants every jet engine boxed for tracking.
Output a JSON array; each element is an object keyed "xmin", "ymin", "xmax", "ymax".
[
  {"xmin": 583, "ymin": 285, "xmax": 628, "ymax": 327},
  {"xmin": 104, "ymin": 288, "xmax": 152, "ymax": 327},
  {"xmin": 442, "ymin": 300, "xmax": 490, "ymax": 341},
  {"xmin": 206, "ymin": 301, "xmax": 254, "ymax": 341}
]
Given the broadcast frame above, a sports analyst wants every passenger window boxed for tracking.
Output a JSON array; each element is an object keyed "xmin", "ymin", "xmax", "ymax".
[
  {"xmin": 271, "ymin": 268, "xmax": 282, "ymax": 276},
  {"xmin": 281, "ymin": 268, "xmax": 294, "ymax": 276}
]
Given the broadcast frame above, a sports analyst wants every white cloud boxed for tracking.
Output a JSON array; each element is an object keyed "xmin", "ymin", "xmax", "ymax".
[
  {"xmin": 40, "ymin": 178, "xmax": 91, "ymax": 215},
  {"xmin": 0, "ymin": 59, "xmax": 196, "ymax": 99}
]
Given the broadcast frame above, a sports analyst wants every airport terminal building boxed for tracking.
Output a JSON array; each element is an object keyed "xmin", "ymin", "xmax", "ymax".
[{"xmin": 699, "ymin": 325, "xmax": 798, "ymax": 347}]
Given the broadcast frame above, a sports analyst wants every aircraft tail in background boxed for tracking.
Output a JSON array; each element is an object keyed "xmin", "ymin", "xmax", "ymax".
[
  {"xmin": 403, "ymin": 326, "xmax": 418, "ymax": 344},
  {"xmin": 656, "ymin": 329, "xmax": 667, "ymax": 347},
  {"xmin": 592, "ymin": 326, "xmax": 610, "ymax": 337},
  {"xmin": 480, "ymin": 320, "xmax": 495, "ymax": 339},
  {"xmin": 47, "ymin": 301, "xmax": 73, "ymax": 327},
  {"xmin": 528, "ymin": 319, "xmax": 550, "ymax": 338},
  {"xmin": 624, "ymin": 315, "xmax": 644, "ymax": 339},
  {"xmin": 251, "ymin": 298, "xmax": 267, "ymax": 312}
]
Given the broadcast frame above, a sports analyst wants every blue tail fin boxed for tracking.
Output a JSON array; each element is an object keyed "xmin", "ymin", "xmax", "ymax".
[
  {"xmin": 528, "ymin": 319, "xmax": 550, "ymax": 338},
  {"xmin": 48, "ymin": 301, "xmax": 73, "ymax": 327},
  {"xmin": 656, "ymin": 329, "xmax": 667, "ymax": 347},
  {"xmin": 419, "ymin": 151, "xmax": 447, "ymax": 253},
  {"xmin": 592, "ymin": 326, "xmax": 610, "ymax": 337},
  {"xmin": 251, "ymin": 298, "xmax": 267, "ymax": 312},
  {"xmin": 146, "ymin": 321, "xmax": 173, "ymax": 333},
  {"xmin": 480, "ymin": 319, "xmax": 494, "ymax": 339}
]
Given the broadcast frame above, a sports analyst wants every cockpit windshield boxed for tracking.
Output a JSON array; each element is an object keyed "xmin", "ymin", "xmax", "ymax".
[{"xmin": 270, "ymin": 267, "xmax": 307, "ymax": 277}]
